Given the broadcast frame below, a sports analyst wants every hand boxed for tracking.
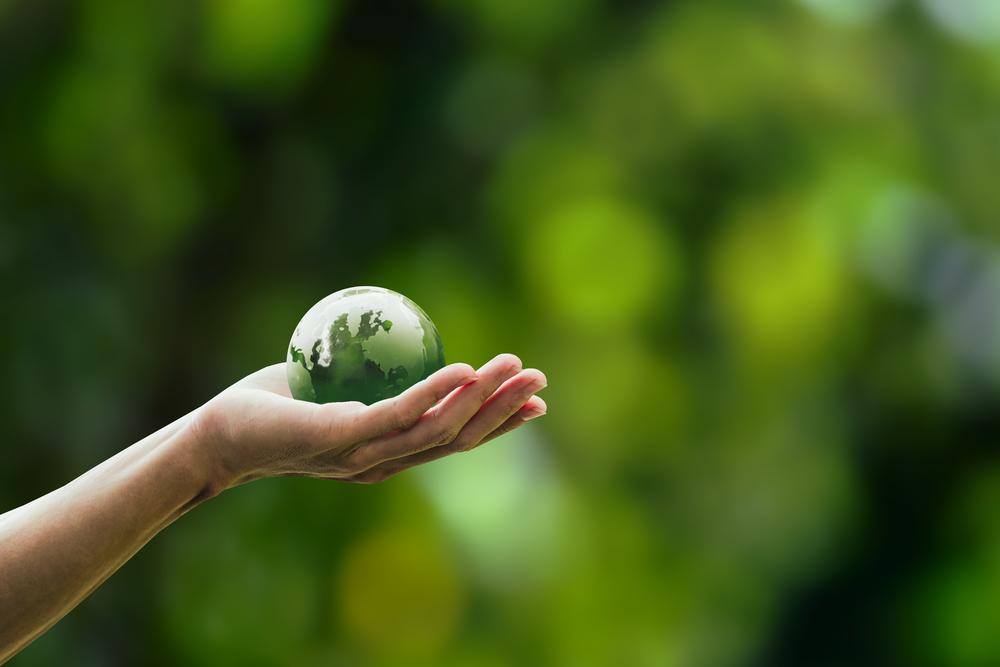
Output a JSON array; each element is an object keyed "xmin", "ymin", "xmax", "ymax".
[
  {"xmin": 0, "ymin": 355, "xmax": 545, "ymax": 662},
  {"xmin": 190, "ymin": 354, "xmax": 547, "ymax": 492}
]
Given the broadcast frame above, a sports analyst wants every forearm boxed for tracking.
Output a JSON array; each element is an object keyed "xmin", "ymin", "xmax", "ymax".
[
  {"xmin": 0, "ymin": 412, "xmax": 216, "ymax": 662},
  {"xmin": 0, "ymin": 355, "xmax": 546, "ymax": 662}
]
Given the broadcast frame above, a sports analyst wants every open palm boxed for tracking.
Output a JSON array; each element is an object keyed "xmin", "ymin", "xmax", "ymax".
[{"xmin": 192, "ymin": 354, "xmax": 547, "ymax": 491}]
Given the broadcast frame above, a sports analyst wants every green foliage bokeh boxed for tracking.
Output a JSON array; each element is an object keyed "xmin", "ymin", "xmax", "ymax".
[{"xmin": 3, "ymin": 0, "xmax": 1000, "ymax": 665}]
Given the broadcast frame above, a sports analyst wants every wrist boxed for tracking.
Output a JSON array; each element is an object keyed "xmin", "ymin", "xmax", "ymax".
[{"xmin": 168, "ymin": 409, "xmax": 232, "ymax": 507}]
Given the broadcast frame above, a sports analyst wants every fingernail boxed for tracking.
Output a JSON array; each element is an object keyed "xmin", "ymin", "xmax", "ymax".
[{"xmin": 522, "ymin": 409, "xmax": 546, "ymax": 421}]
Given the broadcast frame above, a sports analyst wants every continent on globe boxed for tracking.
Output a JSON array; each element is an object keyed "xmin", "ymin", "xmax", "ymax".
[{"xmin": 286, "ymin": 286, "xmax": 446, "ymax": 405}]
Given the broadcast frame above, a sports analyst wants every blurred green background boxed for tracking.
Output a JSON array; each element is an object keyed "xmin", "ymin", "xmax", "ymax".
[{"xmin": 3, "ymin": 0, "xmax": 1000, "ymax": 664}]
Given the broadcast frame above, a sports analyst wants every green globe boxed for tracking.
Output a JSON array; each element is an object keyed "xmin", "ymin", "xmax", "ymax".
[{"xmin": 286, "ymin": 286, "xmax": 446, "ymax": 405}]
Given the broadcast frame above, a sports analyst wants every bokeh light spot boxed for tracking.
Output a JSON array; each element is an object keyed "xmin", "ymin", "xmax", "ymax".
[
  {"xmin": 921, "ymin": 0, "xmax": 1000, "ymax": 44},
  {"xmin": 336, "ymin": 527, "xmax": 465, "ymax": 661},
  {"xmin": 798, "ymin": 0, "xmax": 896, "ymax": 26},
  {"xmin": 201, "ymin": 0, "xmax": 339, "ymax": 92},
  {"xmin": 489, "ymin": 133, "xmax": 627, "ymax": 246},
  {"xmin": 524, "ymin": 196, "xmax": 678, "ymax": 331},
  {"xmin": 711, "ymin": 197, "xmax": 850, "ymax": 366},
  {"xmin": 414, "ymin": 426, "xmax": 569, "ymax": 590}
]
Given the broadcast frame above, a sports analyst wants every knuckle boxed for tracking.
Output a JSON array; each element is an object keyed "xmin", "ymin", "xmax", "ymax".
[
  {"xmin": 334, "ymin": 400, "xmax": 367, "ymax": 412},
  {"xmin": 314, "ymin": 403, "xmax": 357, "ymax": 442},
  {"xmin": 500, "ymin": 393, "xmax": 526, "ymax": 412},
  {"xmin": 343, "ymin": 449, "xmax": 370, "ymax": 474},
  {"xmin": 433, "ymin": 425, "xmax": 460, "ymax": 445},
  {"xmin": 433, "ymin": 389, "xmax": 453, "ymax": 406},
  {"xmin": 314, "ymin": 449, "xmax": 357, "ymax": 477},
  {"xmin": 430, "ymin": 382, "xmax": 452, "ymax": 403},
  {"xmin": 455, "ymin": 437, "xmax": 477, "ymax": 453},
  {"xmin": 312, "ymin": 408, "xmax": 337, "ymax": 443},
  {"xmin": 389, "ymin": 402, "xmax": 417, "ymax": 432}
]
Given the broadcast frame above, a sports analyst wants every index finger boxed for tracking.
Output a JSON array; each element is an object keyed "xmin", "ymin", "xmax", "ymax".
[{"xmin": 351, "ymin": 363, "xmax": 478, "ymax": 439}]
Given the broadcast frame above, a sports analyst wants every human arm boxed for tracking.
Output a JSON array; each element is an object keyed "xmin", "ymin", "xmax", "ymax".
[{"xmin": 0, "ymin": 353, "xmax": 546, "ymax": 662}]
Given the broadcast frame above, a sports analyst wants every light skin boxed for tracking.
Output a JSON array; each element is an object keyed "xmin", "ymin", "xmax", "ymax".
[{"xmin": 0, "ymin": 353, "xmax": 546, "ymax": 663}]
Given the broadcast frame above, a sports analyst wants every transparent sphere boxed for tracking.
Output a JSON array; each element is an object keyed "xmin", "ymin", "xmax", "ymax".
[{"xmin": 286, "ymin": 286, "xmax": 445, "ymax": 404}]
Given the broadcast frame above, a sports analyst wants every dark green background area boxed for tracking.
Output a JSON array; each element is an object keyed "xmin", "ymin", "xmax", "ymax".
[{"xmin": 3, "ymin": 0, "xmax": 1000, "ymax": 665}]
